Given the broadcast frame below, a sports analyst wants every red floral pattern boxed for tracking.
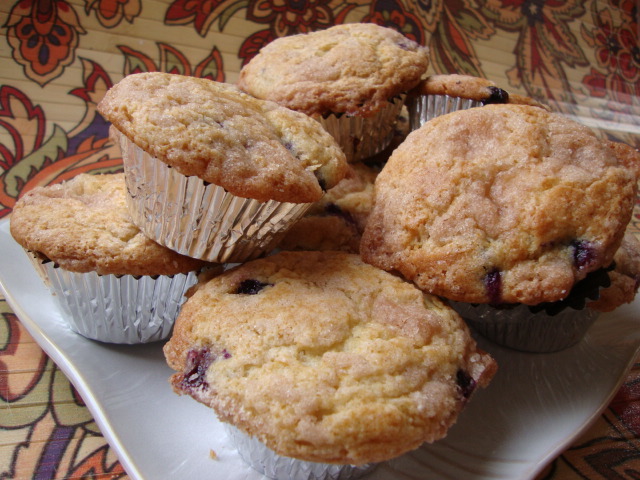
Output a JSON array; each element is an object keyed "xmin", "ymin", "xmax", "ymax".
[
  {"xmin": 0, "ymin": 1, "xmax": 639, "ymax": 479},
  {"xmin": 84, "ymin": 0, "xmax": 141, "ymax": 28},
  {"xmin": 481, "ymin": 0, "xmax": 588, "ymax": 105},
  {"xmin": 581, "ymin": 0, "xmax": 639, "ymax": 147},
  {"xmin": 165, "ymin": 0, "xmax": 246, "ymax": 36},
  {"xmin": 4, "ymin": 0, "xmax": 86, "ymax": 86},
  {"xmin": 246, "ymin": 0, "xmax": 334, "ymax": 36}
]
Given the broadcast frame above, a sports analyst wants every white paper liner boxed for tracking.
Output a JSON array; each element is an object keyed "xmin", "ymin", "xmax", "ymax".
[
  {"xmin": 223, "ymin": 424, "xmax": 377, "ymax": 480},
  {"xmin": 450, "ymin": 301, "xmax": 600, "ymax": 353},
  {"xmin": 317, "ymin": 96, "xmax": 405, "ymax": 163},
  {"xmin": 119, "ymin": 135, "xmax": 312, "ymax": 263},
  {"xmin": 405, "ymin": 94, "xmax": 483, "ymax": 131},
  {"xmin": 27, "ymin": 254, "xmax": 197, "ymax": 344}
]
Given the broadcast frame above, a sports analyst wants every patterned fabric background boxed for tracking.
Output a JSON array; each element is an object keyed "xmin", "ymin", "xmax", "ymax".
[{"xmin": 0, "ymin": 0, "xmax": 639, "ymax": 478}]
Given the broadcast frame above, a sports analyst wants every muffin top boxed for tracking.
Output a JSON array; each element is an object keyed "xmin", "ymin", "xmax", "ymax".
[
  {"xmin": 361, "ymin": 104, "xmax": 639, "ymax": 305},
  {"xmin": 98, "ymin": 72, "xmax": 347, "ymax": 203},
  {"xmin": 164, "ymin": 250, "xmax": 496, "ymax": 464},
  {"xmin": 237, "ymin": 23, "xmax": 429, "ymax": 117},
  {"xmin": 409, "ymin": 74, "xmax": 509, "ymax": 104},
  {"xmin": 10, "ymin": 173, "xmax": 207, "ymax": 276},
  {"xmin": 589, "ymin": 230, "xmax": 640, "ymax": 312}
]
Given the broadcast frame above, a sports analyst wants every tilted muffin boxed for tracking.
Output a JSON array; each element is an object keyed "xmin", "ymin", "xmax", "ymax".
[
  {"xmin": 405, "ymin": 74, "xmax": 510, "ymax": 129},
  {"xmin": 10, "ymin": 173, "xmax": 208, "ymax": 343},
  {"xmin": 361, "ymin": 104, "xmax": 639, "ymax": 351},
  {"xmin": 405, "ymin": 73, "xmax": 554, "ymax": 131},
  {"xmin": 279, "ymin": 162, "xmax": 380, "ymax": 253},
  {"xmin": 98, "ymin": 72, "xmax": 347, "ymax": 263},
  {"xmin": 164, "ymin": 251, "xmax": 496, "ymax": 476},
  {"xmin": 237, "ymin": 23, "xmax": 429, "ymax": 162}
]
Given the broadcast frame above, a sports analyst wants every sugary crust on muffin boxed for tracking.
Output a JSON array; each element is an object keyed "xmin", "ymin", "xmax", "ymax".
[
  {"xmin": 280, "ymin": 162, "xmax": 379, "ymax": 253},
  {"xmin": 98, "ymin": 72, "xmax": 347, "ymax": 203},
  {"xmin": 409, "ymin": 74, "xmax": 508, "ymax": 103},
  {"xmin": 361, "ymin": 104, "xmax": 638, "ymax": 305},
  {"xmin": 589, "ymin": 230, "xmax": 640, "ymax": 312},
  {"xmin": 10, "ymin": 173, "xmax": 207, "ymax": 275},
  {"xmin": 163, "ymin": 251, "xmax": 496, "ymax": 464},
  {"xmin": 237, "ymin": 23, "xmax": 429, "ymax": 117},
  {"xmin": 278, "ymin": 216, "xmax": 362, "ymax": 253}
]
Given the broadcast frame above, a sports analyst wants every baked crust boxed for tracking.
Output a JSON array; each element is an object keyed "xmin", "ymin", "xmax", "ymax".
[
  {"xmin": 98, "ymin": 72, "xmax": 347, "ymax": 203},
  {"xmin": 237, "ymin": 23, "xmax": 429, "ymax": 117},
  {"xmin": 164, "ymin": 251, "xmax": 496, "ymax": 464},
  {"xmin": 10, "ymin": 173, "xmax": 207, "ymax": 275},
  {"xmin": 361, "ymin": 104, "xmax": 638, "ymax": 305}
]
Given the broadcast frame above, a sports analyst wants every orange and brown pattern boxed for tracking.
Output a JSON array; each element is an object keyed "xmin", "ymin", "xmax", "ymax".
[{"xmin": 0, "ymin": 0, "xmax": 639, "ymax": 478}]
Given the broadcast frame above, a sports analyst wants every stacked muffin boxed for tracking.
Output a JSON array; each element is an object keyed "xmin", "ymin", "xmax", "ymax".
[
  {"xmin": 238, "ymin": 22, "xmax": 429, "ymax": 162},
  {"xmin": 9, "ymin": 173, "xmax": 210, "ymax": 344},
  {"xmin": 10, "ymin": 20, "xmax": 640, "ymax": 480}
]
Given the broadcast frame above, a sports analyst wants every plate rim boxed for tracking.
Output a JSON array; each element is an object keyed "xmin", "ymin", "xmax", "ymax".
[{"xmin": 1, "ymin": 216, "xmax": 639, "ymax": 480}]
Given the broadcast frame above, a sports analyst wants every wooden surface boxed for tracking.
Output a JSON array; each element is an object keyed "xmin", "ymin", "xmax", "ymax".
[{"xmin": 1, "ymin": 0, "xmax": 639, "ymax": 478}]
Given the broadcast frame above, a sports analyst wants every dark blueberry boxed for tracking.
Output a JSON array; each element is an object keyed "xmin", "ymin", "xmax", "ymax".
[
  {"xmin": 530, "ymin": 265, "xmax": 613, "ymax": 315},
  {"xmin": 325, "ymin": 203, "xmax": 356, "ymax": 225},
  {"xmin": 396, "ymin": 39, "xmax": 417, "ymax": 51},
  {"xmin": 484, "ymin": 268, "xmax": 502, "ymax": 305},
  {"xmin": 181, "ymin": 348, "xmax": 213, "ymax": 390},
  {"xmin": 315, "ymin": 172, "xmax": 328, "ymax": 192},
  {"xmin": 571, "ymin": 239, "xmax": 598, "ymax": 270},
  {"xmin": 234, "ymin": 278, "xmax": 271, "ymax": 295},
  {"xmin": 482, "ymin": 86, "xmax": 509, "ymax": 105},
  {"xmin": 456, "ymin": 369, "xmax": 476, "ymax": 399}
]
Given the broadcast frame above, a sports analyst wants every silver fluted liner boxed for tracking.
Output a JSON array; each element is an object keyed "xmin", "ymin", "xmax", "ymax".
[
  {"xmin": 317, "ymin": 96, "xmax": 405, "ymax": 163},
  {"xmin": 27, "ymin": 254, "xmax": 197, "ymax": 344},
  {"xmin": 405, "ymin": 94, "xmax": 483, "ymax": 131},
  {"xmin": 224, "ymin": 424, "xmax": 377, "ymax": 480},
  {"xmin": 450, "ymin": 301, "xmax": 600, "ymax": 353},
  {"xmin": 119, "ymin": 135, "xmax": 312, "ymax": 263}
]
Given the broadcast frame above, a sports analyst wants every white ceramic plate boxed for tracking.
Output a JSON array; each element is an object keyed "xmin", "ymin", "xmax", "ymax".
[{"xmin": 1, "ymin": 216, "xmax": 639, "ymax": 480}]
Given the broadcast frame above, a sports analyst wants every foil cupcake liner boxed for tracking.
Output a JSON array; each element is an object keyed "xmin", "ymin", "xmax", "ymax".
[
  {"xmin": 224, "ymin": 424, "xmax": 377, "ymax": 480},
  {"xmin": 405, "ymin": 94, "xmax": 483, "ymax": 131},
  {"xmin": 450, "ymin": 301, "xmax": 600, "ymax": 353},
  {"xmin": 119, "ymin": 135, "xmax": 312, "ymax": 263},
  {"xmin": 27, "ymin": 253, "xmax": 197, "ymax": 344},
  {"xmin": 317, "ymin": 96, "xmax": 405, "ymax": 163}
]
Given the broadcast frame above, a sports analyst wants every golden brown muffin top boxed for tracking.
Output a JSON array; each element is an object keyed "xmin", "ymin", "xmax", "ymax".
[
  {"xmin": 237, "ymin": 23, "xmax": 429, "ymax": 117},
  {"xmin": 98, "ymin": 72, "xmax": 347, "ymax": 203},
  {"xmin": 361, "ymin": 104, "xmax": 639, "ymax": 305},
  {"xmin": 10, "ymin": 173, "xmax": 207, "ymax": 276},
  {"xmin": 164, "ymin": 251, "xmax": 496, "ymax": 464}
]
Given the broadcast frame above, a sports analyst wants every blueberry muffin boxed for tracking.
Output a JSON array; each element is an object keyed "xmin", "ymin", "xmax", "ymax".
[
  {"xmin": 279, "ymin": 162, "xmax": 380, "ymax": 253},
  {"xmin": 237, "ymin": 23, "xmax": 429, "ymax": 161},
  {"xmin": 361, "ymin": 105, "xmax": 639, "ymax": 351},
  {"xmin": 164, "ymin": 251, "xmax": 496, "ymax": 474},
  {"xmin": 10, "ymin": 173, "xmax": 208, "ymax": 343},
  {"xmin": 98, "ymin": 72, "xmax": 347, "ymax": 262},
  {"xmin": 405, "ymin": 74, "xmax": 509, "ymax": 129}
]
